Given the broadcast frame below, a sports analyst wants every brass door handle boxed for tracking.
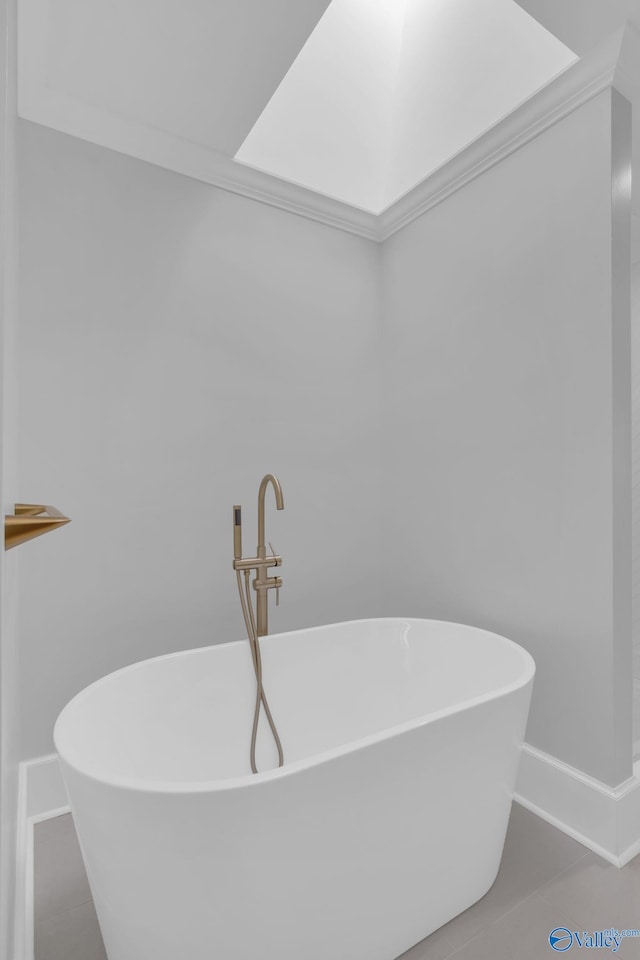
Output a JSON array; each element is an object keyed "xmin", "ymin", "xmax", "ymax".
[{"xmin": 5, "ymin": 503, "xmax": 71, "ymax": 550}]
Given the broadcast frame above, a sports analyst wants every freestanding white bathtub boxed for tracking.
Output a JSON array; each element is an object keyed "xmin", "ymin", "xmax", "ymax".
[{"xmin": 54, "ymin": 618, "xmax": 534, "ymax": 960}]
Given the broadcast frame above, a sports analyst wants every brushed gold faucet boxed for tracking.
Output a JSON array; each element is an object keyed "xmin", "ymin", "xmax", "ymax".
[
  {"xmin": 233, "ymin": 473, "xmax": 284, "ymax": 636},
  {"xmin": 233, "ymin": 474, "xmax": 285, "ymax": 773}
]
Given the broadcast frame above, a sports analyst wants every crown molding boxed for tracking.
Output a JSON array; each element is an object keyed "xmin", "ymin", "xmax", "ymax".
[
  {"xmin": 378, "ymin": 27, "xmax": 630, "ymax": 240},
  {"xmin": 16, "ymin": 94, "xmax": 380, "ymax": 242},
  {"xmin": 17, "ymin": 0, "xmax": 637, "ymax": 244}
]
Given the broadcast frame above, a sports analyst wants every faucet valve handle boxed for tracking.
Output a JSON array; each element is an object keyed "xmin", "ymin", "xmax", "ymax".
[{"xmin": 268, "ymin": 541, "xmax": 283, "ymax": 566}]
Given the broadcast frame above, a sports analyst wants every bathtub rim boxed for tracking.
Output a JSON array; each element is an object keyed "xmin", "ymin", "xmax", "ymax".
[{"xmin": 53, "ymin": 616, "xmax": 535, "ymax": 795}]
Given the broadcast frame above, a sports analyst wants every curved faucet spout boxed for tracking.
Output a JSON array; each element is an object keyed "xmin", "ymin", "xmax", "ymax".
[{"xmin": 257, "ymin": 474, "xmax": 284, "ymax": 557}]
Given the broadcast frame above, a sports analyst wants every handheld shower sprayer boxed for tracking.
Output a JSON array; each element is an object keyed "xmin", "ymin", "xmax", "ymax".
[{"xmin": 233, "ymin": 506, "xmax": 242, "ymax": 560}]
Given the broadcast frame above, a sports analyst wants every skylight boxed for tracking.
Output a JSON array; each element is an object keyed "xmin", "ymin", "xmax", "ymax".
[{"xmin": 234, "ymin": 0, "xmax": 577, "ymax": 214}]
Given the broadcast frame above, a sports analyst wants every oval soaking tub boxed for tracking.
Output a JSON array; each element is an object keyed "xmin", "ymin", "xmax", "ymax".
[{"xmin": 54, "ymin": 618, "xmax": 535, "ymax": 960}]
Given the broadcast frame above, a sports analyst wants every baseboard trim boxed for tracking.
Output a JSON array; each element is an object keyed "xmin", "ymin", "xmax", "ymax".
[
  {"xmin": 13, "ymin": 762, "xmax": 30, "ymax": 960},
  {"xmin": 14, "ymin": 754, "xmax": 69, "ymax": 960},
  {"xmin": 515, "ymin": 743, "xmax": 640, "ymax": 867}
]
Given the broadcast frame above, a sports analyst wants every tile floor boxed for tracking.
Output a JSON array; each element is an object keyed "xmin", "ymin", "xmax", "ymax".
[{"xmin": 35, "ymin": 801, "xmax": 640, "ymax": 960}]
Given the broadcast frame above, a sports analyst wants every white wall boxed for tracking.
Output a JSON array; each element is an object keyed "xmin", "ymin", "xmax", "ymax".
[
  {"xmin": 0, "ymin": 0, "xmax": 19, "ymax": 955},
  {"xmin": 17, "ymin": 120, "xmax": 383, "ymax": 760},
  {"xmin": 15, "ymin": 86, "xmax": 635, "ymax": 795},
  {"xmin": 383, "ymin": 89, "xmax": 632, "ymax": 788}
]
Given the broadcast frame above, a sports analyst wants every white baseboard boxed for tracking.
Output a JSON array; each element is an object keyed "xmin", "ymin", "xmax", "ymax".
[
  {"xmin": 22, "ymin": 753, "xmax": 68, "ymax": 818},
  {"xmin": 13, "ymin": 745, "xmax": 640, "ymax": 959},
  {"xmin": 515, "ymin": 743, "xmax": 640, "ymax": 867},
  {"xmin": 14, "ymin": 754, "xmax": 69, "ymax": 960}
]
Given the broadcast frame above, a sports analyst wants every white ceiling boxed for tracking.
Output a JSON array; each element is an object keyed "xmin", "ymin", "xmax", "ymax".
[
  {"xmin": 236, "ymin": 0, "xmax": 576, "ymax": 214},
  {"xmin": 40, "ymin": 0, "xmax": 331, "ymax": 156},
  {"xmin": 514, "ymin": 0, "xmax": 636, "ymax": 56},
  {"xmin": 238, "ymin": 0, "xmax": 403, "ymax": 214}
]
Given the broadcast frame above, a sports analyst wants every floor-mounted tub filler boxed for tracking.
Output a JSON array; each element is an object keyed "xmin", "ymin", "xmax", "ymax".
[{"xmin": 54, "ymin": 617, "xmax": 535, "ymax": 960}]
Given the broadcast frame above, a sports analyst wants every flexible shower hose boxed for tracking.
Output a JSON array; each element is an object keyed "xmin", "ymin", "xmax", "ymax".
[{"xmin": 236, "ymin": 569, "xmax": 284, "ymax": 773}]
